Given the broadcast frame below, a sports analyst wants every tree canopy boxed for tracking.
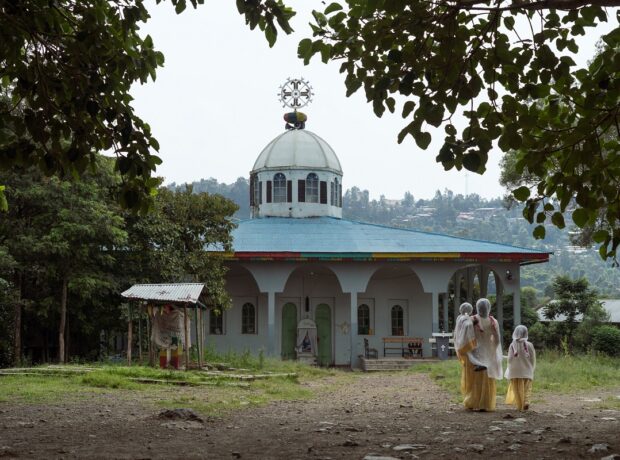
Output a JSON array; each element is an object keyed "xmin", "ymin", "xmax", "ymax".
[
  {"xmin": 297, "ymin": 0, "xmax": 619, "ymax": 262},
  {"xmin": 0, "ymin": 0, "xmax": 294, "ymax": 212}
]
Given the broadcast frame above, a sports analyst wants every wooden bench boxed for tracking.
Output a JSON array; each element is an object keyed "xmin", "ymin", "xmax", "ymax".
[{"xmin": 382, "ymin": 337, "xmax": 423, "ymax": 358}]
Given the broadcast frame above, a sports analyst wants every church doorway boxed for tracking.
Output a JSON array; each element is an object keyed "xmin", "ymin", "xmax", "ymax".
[
  {"xmin": 281, "ymin": 302, "xmax": 298, "ymax": 360},
  {"xmin": 315, "ymin": 303, "xmax": 332, "ymax": 366}
]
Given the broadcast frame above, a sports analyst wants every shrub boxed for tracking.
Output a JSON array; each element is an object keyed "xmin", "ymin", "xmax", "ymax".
[
  {"xmin": 591, "ymin": 325, "xmax": 620, "ymax": 356},
  {"xmin": 528, "ymin": 322, "xmax": 547, "ymax": 350}
]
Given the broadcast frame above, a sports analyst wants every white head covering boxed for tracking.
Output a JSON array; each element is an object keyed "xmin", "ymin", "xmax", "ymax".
[
  {"xmin": 454, "ymin": 303, "xmax": 476, "ymax": 354},
  {"xmin": 459, "ymin": 302, "xmax": 473, "ymax": 315},
  {"xmin": 509, "ymin": 325, "xmax": 530, "ymax": 358},
  {"xmin": 473, "ymin": 298, "xmax": 503, "ymax": 379},
  {"xmin": 476, "ymin": 298, "xmax": 491, "ymax": 318}
]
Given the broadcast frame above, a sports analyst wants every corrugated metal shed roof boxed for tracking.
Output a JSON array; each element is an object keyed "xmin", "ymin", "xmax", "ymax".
[
  {"xmin": 224, "ymin": 217, "xmax": 549, "ymax": 263},
  {"xmin": 537, "ymin": 299, "xmax": 620, "ymax": 323},
  {"xmin": 121, "ymin": 283, "xmax": 204, "ymax": 303}
]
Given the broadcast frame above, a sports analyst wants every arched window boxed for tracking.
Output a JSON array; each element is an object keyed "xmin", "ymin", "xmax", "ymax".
[
  {"xmin": 391, "ymin": 305, "xmax": 404, "ymax": 336},
  {"xmin": 358, "ymin": 304, "xmax": 370, "ymax": 335},
  {"xmin": 273, "ymin": 173, "xmax": 287, "ymax": 203},
  {"xmin": 306, "ymin": 173, "xmax": 319, "ymax": 203},
  {"xmin": 209, "ymin": 309, "xmax": 224, "ymax": 335},
  {"xmin": 242, "ymin": 303, "xmax": 256, "ymax": 334}
]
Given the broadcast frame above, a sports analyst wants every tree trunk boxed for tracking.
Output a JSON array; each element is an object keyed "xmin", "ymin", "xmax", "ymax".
[
  {"xmin": 12, "ymin": 272, "xmax": 23, "ymax": 367},
  {"xmin": 65, "ymin": 315, "xmax": 70, "ymax": 363},
  {"xmin": 138, "ymin": 313, "xmax": 142, "ymax": 363},
  {"xmin": 13, "ymin": 303, "xmax": 21, "ymax": 367},
  {"xmin": 58, "ymin": 275, "xmax": 68, "ymax": 364}
]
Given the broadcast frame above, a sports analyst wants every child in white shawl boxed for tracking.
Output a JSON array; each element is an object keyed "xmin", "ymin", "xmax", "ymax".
[{"xmin": 505, "ymin": 325, "xmax": 536, "ymax": 410}]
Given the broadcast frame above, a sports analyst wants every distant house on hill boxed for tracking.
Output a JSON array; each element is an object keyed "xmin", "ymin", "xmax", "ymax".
[{"xmin": 537, "ymin": 299, "xmax": 620, "ymax": 326}]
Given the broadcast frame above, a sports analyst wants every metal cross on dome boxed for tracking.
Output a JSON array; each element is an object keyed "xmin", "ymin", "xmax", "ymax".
[{"xmin": 278, "ymin": 77, "xmax": 314, "ymax": 109}]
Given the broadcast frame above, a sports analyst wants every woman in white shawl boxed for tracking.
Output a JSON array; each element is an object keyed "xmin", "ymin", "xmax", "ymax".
[
  {"xmin": 454, "ymin": 303, "xmax": 479, "ymax": 400},
  {"xmin": 465, "ymin": 298, "xmax": 503, "ymax": 411},
  {"xmin": 505, "ymin": 325, "xmax": 536, "ymax": 410}
]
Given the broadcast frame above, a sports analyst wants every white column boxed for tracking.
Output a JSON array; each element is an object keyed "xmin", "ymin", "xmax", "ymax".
[
  {"xmin": 496, "ymin": 279, "xmax": 504, "ymax": 338},
  {"xmin": 513, "ymin": 286, "xmax": 521, "ymax": 327},
  {"xmin": 349, "ymin": 291, "xmax": 358, "ymax": 368},
  {"xmin": 267, "ymin": 291, "xmax": 276, "ymax": 356},
  {"xmin": 467, "ymin": 267, "xmax": 475, "ymax": 305},
  {"xmin": 453, "ymin": 273, "xmax": 461, "ymax": 322},
  {"xmin": 432, "ymin": 292, "xmax": 440, "ymax": 332}
]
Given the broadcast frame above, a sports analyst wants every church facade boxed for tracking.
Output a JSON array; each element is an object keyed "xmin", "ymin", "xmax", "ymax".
[{"xmin": 208, "ymin": 120, "xmax": 549, "ymax": 368}]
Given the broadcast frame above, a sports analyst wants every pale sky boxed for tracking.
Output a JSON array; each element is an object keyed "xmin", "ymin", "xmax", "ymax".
[{"xmin": 131, "ymin": 1, "xmax": 615, "ymax": 201}]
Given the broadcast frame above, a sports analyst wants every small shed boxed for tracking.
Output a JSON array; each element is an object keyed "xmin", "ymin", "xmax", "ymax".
[{"xmin": 121, "ymin": 283, "xmax": 207, "ymax": 369}]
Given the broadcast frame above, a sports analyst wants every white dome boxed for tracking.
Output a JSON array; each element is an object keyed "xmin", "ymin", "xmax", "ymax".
[{"xmin": 252, "ymin": 129, "xmax": 342, "ymax": 174}]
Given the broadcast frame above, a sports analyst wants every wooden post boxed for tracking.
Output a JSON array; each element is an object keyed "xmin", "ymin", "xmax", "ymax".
[
  {"xmin": 197, "ymin": 307, "xmax": 203, "ymax": 369},
  {"xmin": 147, "ymin": 312, "xmax": 154, "ymax": 367},
  {"xmin": 127, "ymin": 304, "xmax": 133, "ymax": 366},
  {"xmin": 138, "ymin": 309, "xmax": 143, "ymax": 363},
  {"xmin": 184, "ymin": 305, "xmax": 190, "ymax": 370}
]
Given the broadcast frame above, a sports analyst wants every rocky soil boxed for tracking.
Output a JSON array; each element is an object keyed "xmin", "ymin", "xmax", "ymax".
[{"xmin": 1, "ymin": 372, "xmax": 619, "ymax": 459}]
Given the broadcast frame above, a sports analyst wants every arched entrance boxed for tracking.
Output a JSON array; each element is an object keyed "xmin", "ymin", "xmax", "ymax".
[
  {"xmin": 315, "ymin": 303, "xmax": 332, "ymax": 366},
  {"xmin": 281, "ymin": 302, "xmax": 297, "ymax": 360}
]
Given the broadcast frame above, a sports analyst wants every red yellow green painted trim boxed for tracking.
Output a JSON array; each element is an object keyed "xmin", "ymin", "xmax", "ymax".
[{"xmin": 221, "ymin": 251, "xmax": 549, "ymax": 264}]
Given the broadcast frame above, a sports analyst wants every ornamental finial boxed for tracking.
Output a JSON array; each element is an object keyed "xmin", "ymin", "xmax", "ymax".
[{"xmin": 278, "ymin": 77, "xmax": 314, "ymax": 130}]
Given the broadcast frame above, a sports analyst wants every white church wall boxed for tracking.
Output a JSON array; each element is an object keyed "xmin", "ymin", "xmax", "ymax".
[
  {"xmin": 362, "ymin": 270, "xmax": 434, "ymax": 357},
  {"xmin": 333, "ymin": 292, "xmax": 351, "ymax": 365}
]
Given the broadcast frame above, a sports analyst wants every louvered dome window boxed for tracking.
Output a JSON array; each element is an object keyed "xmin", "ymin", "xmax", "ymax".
[
  {"xmin": 306, "ymin": 173, "xmax": 319, "ymax": 203},
  {"xmin": 273, "ymin": 173, "xmax": 287, "ymax": 203}
]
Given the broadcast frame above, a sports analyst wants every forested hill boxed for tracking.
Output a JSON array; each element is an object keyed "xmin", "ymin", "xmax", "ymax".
[{"xmin": 170, "ymin": 178, "xmax": 620, "ymax": 297}]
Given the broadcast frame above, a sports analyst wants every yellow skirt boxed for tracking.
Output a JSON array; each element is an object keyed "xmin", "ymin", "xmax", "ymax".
[
  {"xmin": 505, "ymin": 378, "xmax": 533, "ymax": 410},
  {"xmin": 464, "ymin": 370, "xmax": 497, "ymax": 411},
  {"xmin": 458, "ymin": 353, "xmax": 476, "ymax": 398}
]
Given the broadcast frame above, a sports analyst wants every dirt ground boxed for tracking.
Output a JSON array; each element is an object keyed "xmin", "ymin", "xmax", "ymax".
[{"xmin": 1, "ymin": 372, "xmax": 619, "ymax": 459}]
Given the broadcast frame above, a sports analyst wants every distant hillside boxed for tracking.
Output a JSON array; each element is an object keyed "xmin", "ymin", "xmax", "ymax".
[{"xmin": 172, "ymin": 178, "xmax": 620, "ymax": 297}]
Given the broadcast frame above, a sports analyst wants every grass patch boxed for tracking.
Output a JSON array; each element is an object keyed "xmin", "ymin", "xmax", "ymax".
[
  {"xmin": 0, "ymin": 374, "xmax": 88, "ymax": 403},
  {"xmin": 596, "ymin": 396, "xmax": 620, "ymax": 410},
  {"xmin": 410, "ymin": 353, "xmax": 620, "ymax": 398},
  {"xmin": 0, "ymin": 351, "xmax": 349, "ymax": 416}
]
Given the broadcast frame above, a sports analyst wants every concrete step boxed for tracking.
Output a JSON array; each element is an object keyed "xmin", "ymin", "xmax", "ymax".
[{"xmin": 360, "ymin": 357, "xmax": 444, "ymax": 372}]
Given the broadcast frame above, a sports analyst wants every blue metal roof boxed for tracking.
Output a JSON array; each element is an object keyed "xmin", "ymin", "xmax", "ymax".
[{"xmin": 227, "ymin": 217, "xmax": 548, "ymax": 259}]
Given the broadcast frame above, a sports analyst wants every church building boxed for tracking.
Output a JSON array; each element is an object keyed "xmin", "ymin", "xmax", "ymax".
[{"xmin": 208, "ymin": 81, "xmax": 549, "ymax": 368}]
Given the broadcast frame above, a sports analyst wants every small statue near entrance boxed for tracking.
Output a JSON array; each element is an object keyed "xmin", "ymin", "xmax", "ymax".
[{"xmin": 295, "ymin": 318, "xmax": 318, "ymax": 365}]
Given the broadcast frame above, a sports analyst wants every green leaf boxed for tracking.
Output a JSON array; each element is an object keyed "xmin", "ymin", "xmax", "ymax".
[
  {"xmin": 533, "ymin": 225, "xmax": 546, "ymax": 239},
  {"xmin": 298, "ymin": 38, "xmax": 313, "ymax": 60},
  {"xmin": 174, "ymin": 0, "xmax": 186, "ymax": 14},
  {"xmin": 513, "ymin": 186, "xmax": 531, "ymax": 201},
  {"xmin": 0, "ymin": 186, "xmax": 7, "ymax": 212},
  {"xmin": 551, "ymin": 212, "xmax": 565, "ymax": 229},
  {"xmin": 402, "ymin": 101, "xmax": 415, "ymax": 118},
  {"xmin": 265, "ymin": 23, "xmax": 277, "ymax": 48},
  {"xmin": 592, "ymin": 229, "xmax": 609, "ymax": 243},
  {"xmin": 462, "ymin": 153, "xmax": 481, "ymax": 172},
  {"xmin": 572, "ymin": 208, "xmax": 589, "ymax": 228},
  {"xmin": 324, "ymin": 2, "xmax": 343, "ymax": 14},
  {"xmin": 414, "ymin": 131, "xmax": 432, "ymax": 149}
]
